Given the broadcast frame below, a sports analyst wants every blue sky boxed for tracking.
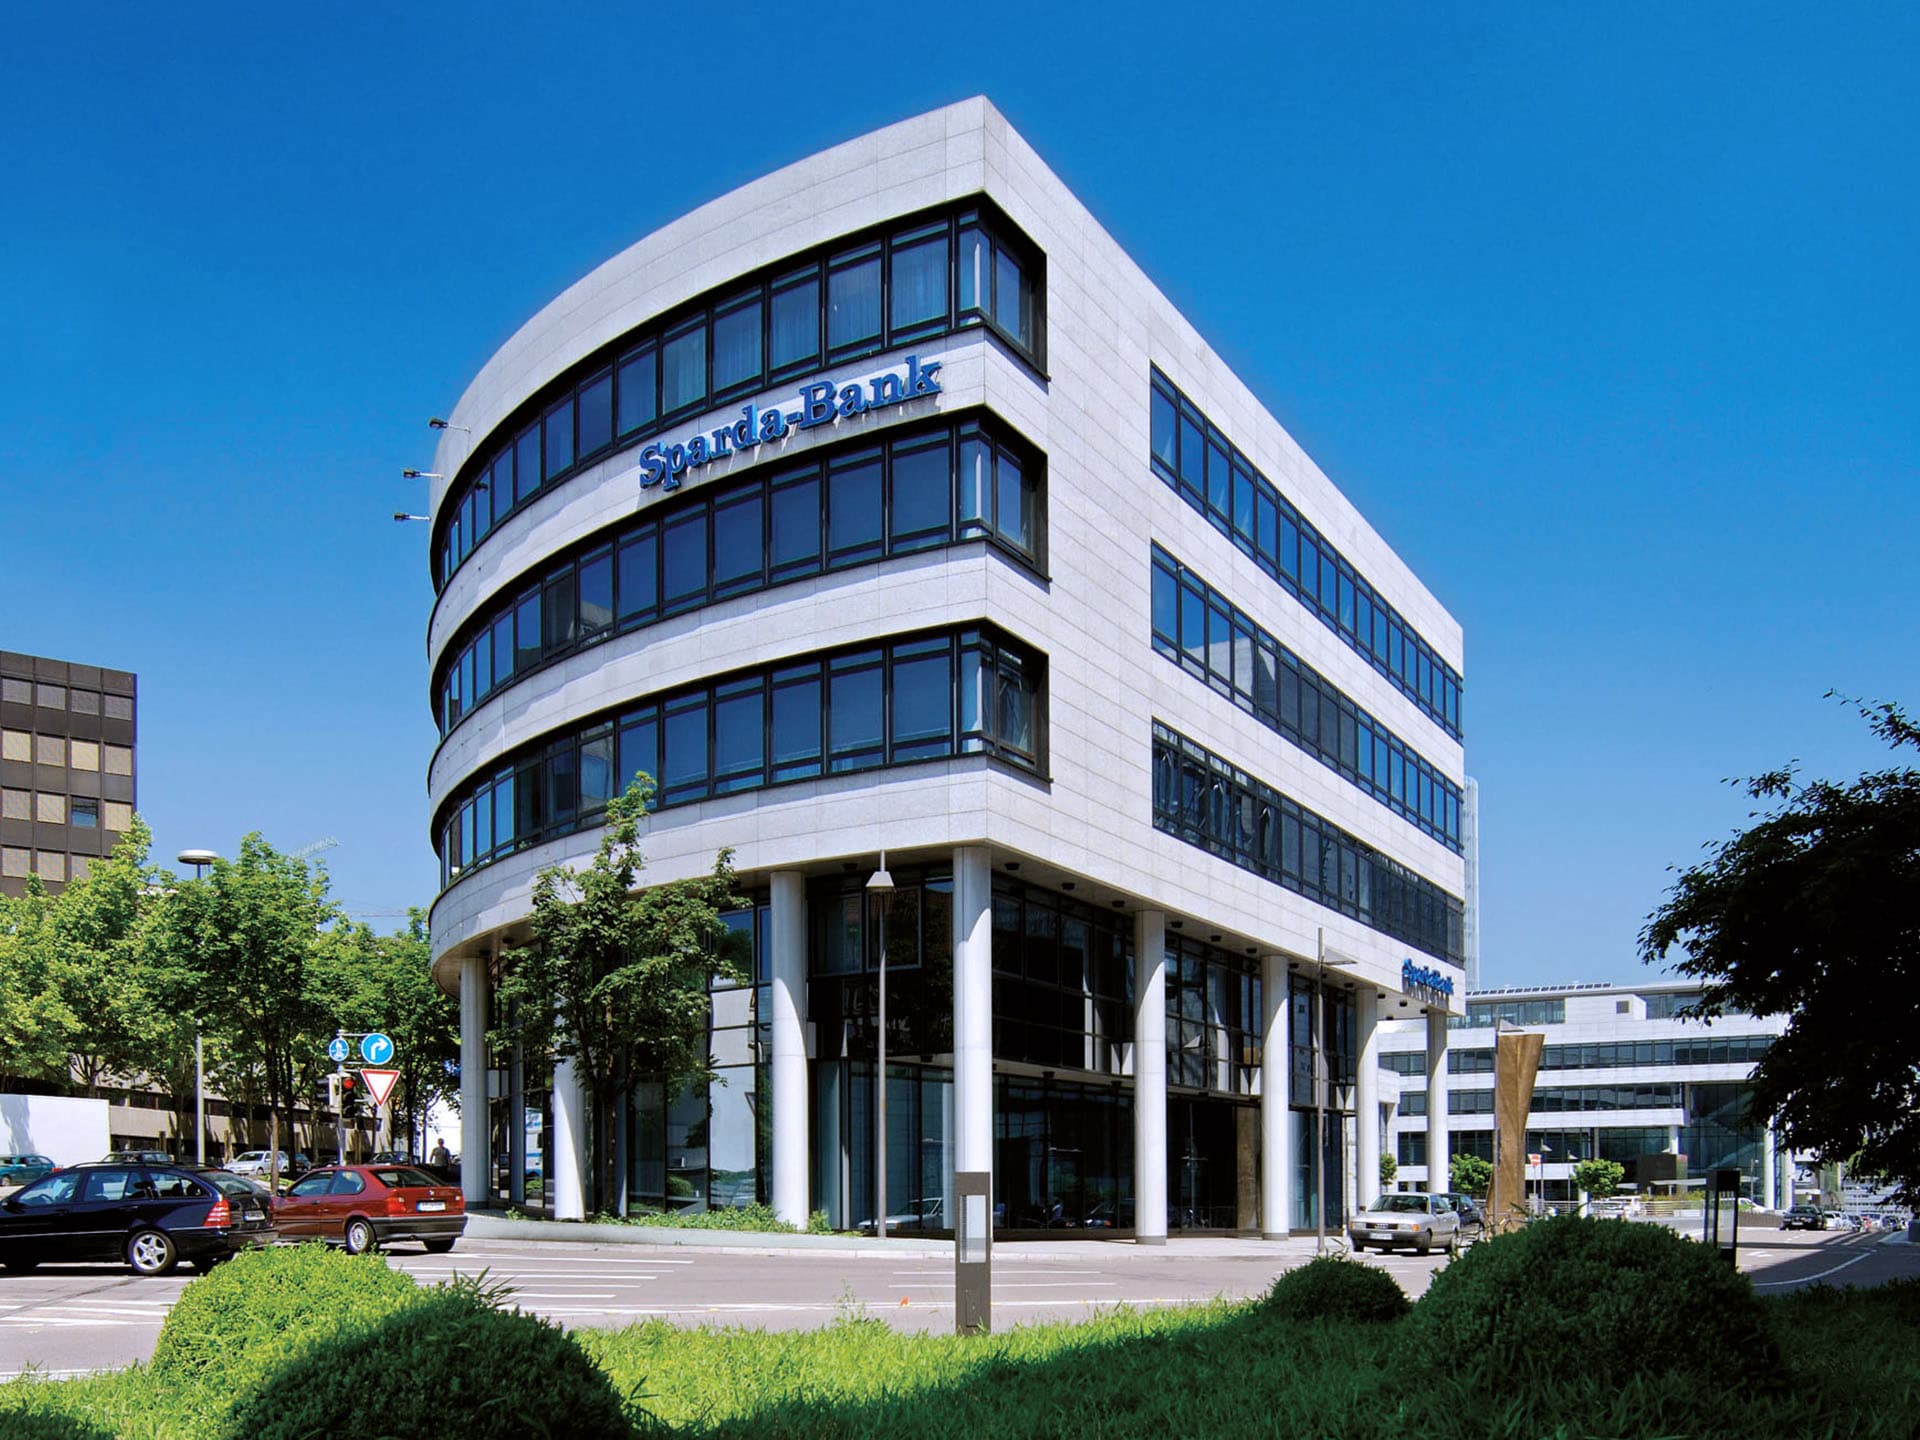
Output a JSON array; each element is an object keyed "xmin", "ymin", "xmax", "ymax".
[{"xmin": 3, "ymin": 5, "xmax": 1913, "ymax": 985}]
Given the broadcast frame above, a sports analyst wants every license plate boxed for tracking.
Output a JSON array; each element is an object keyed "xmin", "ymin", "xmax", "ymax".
[
  {"xmin": 243, "ymin": 1208, "xmax": 265, "ymax": 1223},
  {"xmin": 417, "ymin": 1200, "xmax": 446, "ymax": 1212}
]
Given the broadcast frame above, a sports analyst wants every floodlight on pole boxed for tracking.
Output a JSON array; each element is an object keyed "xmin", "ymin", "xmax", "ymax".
[
  {"xmin": 867, "ymin": 852, "xmax": 895, "ymax": 1238},
  {"xmin": 176, "ymin": 848, "xmax": 220, "ymax": 1165},
  {"xmin": 428, "ymin": 417, "xmax": 470, "ymax": 433},
  {"xmin": 402, "ymin": 469, "xmax": 443, "ymax": 480},
  {"xmin": 394, "ymin": 513, "xmax": 428, "ymax": 523}
]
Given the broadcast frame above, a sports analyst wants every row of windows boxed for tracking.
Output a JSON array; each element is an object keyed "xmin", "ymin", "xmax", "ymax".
[
  {"xmin": 434, "ymin": 202, "xmax": 1045, "ymax": 590},
  {"xmin": 1401, "ymin": 1083, "xmax": 1685, "ymax": 1117},
  {"xmin": 0, "ymin": 680, "xmax": 134, "ymax": 720},
  {"xmin": 0, "ymin": 791, "xmax": 118, "ymax": 830},
  {"xmin": 1150, "ymin": 722, "xmax": 1464, "ymax": 965},
  {"xmin": 435, "ymin": 415, "xmax": 1043, "ymax": 733},
  {"xmin": 1165, "ymin": 936, "xmax": 1262, "ymax": 1096},
  {"xmin": 1642, "ymin": 992, "xmax": 1703, "ymax": 1019},
  {"xmin": 1398, "ymin": 1127, "xmax": 1687, "ymax": 1169},
  {"xmin": 1383, "ymin": 1034, "xmax": 1775, "ymax": 1076},
  {"xmin": 0, "ymin": 847, "xmax": 119, "ymax": 884},
  {"xmin": 0, "ymin": 732, "xmax": 134, "ymax": 774},
  {"xmin": 1149, "ymin": 547, "xmax": 1462, "ymax": 850},
  {"xmin": 992, "ymin": 886, "xmax": 1136, "ymax": 1079},
  {"xmin": 438, "ymin": 626, "xmax": 1046, "ymax": 891},
  {"xmin": 1450, "ymin": 998, "xmax": 1566, "ymax": 1029},
  {"xmin": 1149, "ymin": 369, "xmax": 1462, "ymax": 738}
]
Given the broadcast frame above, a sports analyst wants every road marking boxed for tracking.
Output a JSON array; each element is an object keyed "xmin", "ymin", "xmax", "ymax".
[
  {"xmin": 1752, "ymin": 1251, "xmax": 1876, "ymax": 1288},
  {"xmin": 893, "ymin": 1281, "xmax": 1117, "ymax": 1289},
  {"xmin": 507, "ymin": 1292, "xmax": 623, "ymax": 1300}
]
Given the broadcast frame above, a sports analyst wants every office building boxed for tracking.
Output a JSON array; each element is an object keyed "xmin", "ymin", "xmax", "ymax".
[
  {"xmin": 0, "ymin": 650, "xmax": 137, "ymax": 899},
  {"xmin": 422, "ymin": 100, "xmax": 1469, "ymax": 1235}
]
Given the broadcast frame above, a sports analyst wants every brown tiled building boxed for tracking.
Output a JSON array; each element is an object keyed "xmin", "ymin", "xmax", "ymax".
[{"xmin": 0, "ymin": 650, "xmax": 137, "ymax": 897}]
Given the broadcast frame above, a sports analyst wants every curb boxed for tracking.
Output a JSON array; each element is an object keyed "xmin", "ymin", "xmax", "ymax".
[{"xmin": 464, "ymin": 1212, "xmax": 950, "ymax": 1257}]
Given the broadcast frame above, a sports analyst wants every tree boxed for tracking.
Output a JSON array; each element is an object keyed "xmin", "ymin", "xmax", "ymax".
[
  {"xmin": 1642, "ymin": 698, "xmax": 1920, "ymax": 1203},
  {"xmin": 1379, "ymin": 1152, "xmax": 1398, "ymax": 1189},
  {"xmin": 0, "ymin": 879, "xmax": 78, "ymax": 1087},
  {"xmin": 1451, "ymin": 1153, "xmax": 1492, "ymax": 1198},
  {"xmin": 149, "ymin": 834, "xmax": 337, "ymax": 1150},
  {"xmin": 1574, "ymin": 1158, "xmax": 1625, "ymax": 1199},
  {"xmin": 493, "ymin": 778, "xmax": 745, "ymax": 1214}
]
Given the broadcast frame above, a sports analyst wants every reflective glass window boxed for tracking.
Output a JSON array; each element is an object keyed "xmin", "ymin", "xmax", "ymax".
[
  {"xmin": 578, "ymin": 548, "xmax": 614, "ymax": 634},
  {"xmin": 713, "ymin": 681, "xmax": 765, "ymax": 794},
  {"xmin": 890, "ymin": 641, "xmax": 953, "ymax": 760},
  {"xmin": 543, "ymin": 399, "xmax": 574, "ymax": 481},
  {"xmin": 580, "ymin": 731, "xmax": 614, "ymax": 813},
  {"xmin": 711, "ymin": 296, "xmax": 763, "ymax": 395},
  {"xmin": 958, "ymin": 435, "xmax": 989, "ymax": 536},
  {"xmin": 616, "ymin": 347, "xmax": 657, "ymax": 436},
  {"xmin": 957, "ymin": 226, "xmax": 986, "ymax": 314},
  {"xmin": 995, "ymin": 449, "xmax": 1031, "ymax": 552},
  {"xmin": 547, "ymin": 746, "xmax": 578, "ymax": 826},
  {"xmin": 515, "ymin": 591, "xmax": 542, "ymax": 671},
  {"xmin": 542, "ymin": 572, "xmax": 577, "ymax": 652},
  {"xmin": 661, "ymin": 323, "xmax": 707, "ymax": 414},
  {"xmin": 617, "ymin": 529, "xmax": 658, "ymax": 623},
  {"xmin": 492, "ymin": 615, "xmax": 514, "ymax": 689},
  {"xmin": 618, "ymin": 713, "xmax": 657, "ymax": 795},
  {"xmin": 827, "ymin": 251, "xmax": 881, "ymax": 354},
  {"xmin": 828, "ymin": 652, "xmax": 884, "ymax": 772},
  {"xmin": 993, "ymin": 246, "xmax": 1029, "ymax": 345},
  {"xmin": 890, "ymin": 231, "xmax": 948, "ymax": 334},
  {"xmin": 770, "ymin": 668, "xmax": 822, "ymax": 781},
  {"xmin": 827, "ymin": 451, "xmax": 883, "ymax": 563},
  {"xmin": 663, "ymin": 698, "xmax": 709, "ymax": 800},
  {"xmin": 712, "ymin": 486, "xmax": 764, "ymax": 596},
  {"xmin": 663, "ymin": 510, "xmax": 708, "ymax": 610},
  {"xmin": 769, "ymin": 274, "xmax": 821, "ymax": 375},
  {"xmin": 577, "ymin": 371, "xmax": 613, "ymax": 457},
  {"xmin": 889, "ymin": 436, "xmax": 950, "ymax": 548},
  {"xmin": 769, "ymin": 468, "xmax": 821, "ymax": 577},
  {"xmin": 1150, "ymin": 386, "xmax": 1177, "ymax": 473}
]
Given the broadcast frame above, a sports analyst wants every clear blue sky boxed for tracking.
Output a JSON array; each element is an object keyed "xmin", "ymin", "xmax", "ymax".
[{"xmin": 3, "ymin": 5, "xmax": 1913, "ymax": 986}]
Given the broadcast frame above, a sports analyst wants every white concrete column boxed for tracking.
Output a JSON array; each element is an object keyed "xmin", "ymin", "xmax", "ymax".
[
  {"xmin": 1761, "ymin": 1120, "xmax": 1778, "ymax": 1210},
  {"xmin": 1355, "ymin": 996, "xmax": 1381, "ymax": 1212},
  {"xmin": 552, "ymin": 1057, "xmax": 588, "ymax": 1220},
  {"xmin": 769, "ymin": 871, "xmax": 810, "ymax": 1228},
  {"xmin": 1424, "ymin": 1009, "xmax": 1449, "ymax": 1193},
  {"xmin": 1260, "ymin": 954, "xmax": 1291, "ymax": 1237},
  {"xmin": 458, "ymin": 953, "xmax": 489, "ymax": 1206},
  {"xmin": 1133, "ymin": 910, "xmax": 1168, "ymax": 1244},
  {"xmin": 952, "ymin": 847, "xmax": 994, "ymax": 1181}
]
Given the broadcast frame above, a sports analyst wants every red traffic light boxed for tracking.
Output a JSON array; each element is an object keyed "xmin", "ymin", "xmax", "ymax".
[{"xmin": 341, "ymin": 1075, "xmax": 356, "ymax": 1090}]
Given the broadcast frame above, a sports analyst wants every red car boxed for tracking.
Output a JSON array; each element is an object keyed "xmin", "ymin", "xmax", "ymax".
[{"xmin": 273, "ymin": 1165, "xmax": 466, "ymax": 1255}]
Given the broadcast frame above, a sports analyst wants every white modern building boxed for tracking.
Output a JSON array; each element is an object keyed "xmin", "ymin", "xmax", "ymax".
[
  {"xmin": 1378, "ymin": 981, "xmax": 1794, "ymax": 1207},
  {"xmin": 421, "ymin": 99, "xmax": 1468, "ymax": 1237}
]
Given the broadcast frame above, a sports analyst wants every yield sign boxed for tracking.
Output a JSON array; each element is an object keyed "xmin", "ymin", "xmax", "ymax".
[{"xmin": 358, "ymin": 1068, "xmax": 401, "ymax": 1108}]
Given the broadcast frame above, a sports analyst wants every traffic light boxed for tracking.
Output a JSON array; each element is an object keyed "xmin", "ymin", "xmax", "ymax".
[
  {"xmin": 325, "ymin": 1074, "xmax": 343, "ymax": 1109},
  {"xmin": 340, "ymin": 1072, "xmax": 363, "ymax": 1119}
]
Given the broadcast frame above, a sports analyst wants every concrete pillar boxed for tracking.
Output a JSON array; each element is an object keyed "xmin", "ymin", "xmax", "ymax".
[
  {"xmin": 952, "ymin": 847, "xmax": 994, "ymax": 1181},
  {"xmin": 1355, "ymin": 995, "xmax": 1381, "ymax": 1212},
  {"xmin": 1761, "ymin": 1120, "xmax": 1778, "ymax": 1210},
  {"xmin": 769, "ymin": 871, "xmax": 810, "ymax": 1228},
  {"xmin": 1260, "ymin": 954, "xmax": 1290, "ymax": 1237},
  {"xmin": 552, "ymin": 1057, "xmax": 588, "ymax": 1220},
  {"xmin": 1425, "ymin": 1009, "xmax": 1449, "ymax": 1194},
  {"xmin": 1133, "ymin": 910, "xmax": 1168, "ymax": 1244},
  {"xmin": 458, "ymin": 953, "xmax": 490, "ymax": 1206}
]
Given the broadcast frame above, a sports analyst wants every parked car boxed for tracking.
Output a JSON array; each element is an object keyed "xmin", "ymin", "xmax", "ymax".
[
  {"xmin": 0, "ymin": 1155, "xmax": 56, "ymax": 1188},
  {"xmin": 1348, "ymin": 1193, "xmax": 1462, "ymax": 1255},
  {"xmin": 224, "ymin": 1151, "xmax": 310, "ymax": 1180},
  {"xmin": 273, "ymin": 1164, "xmax": 466, "ymax": 1255},
  {"xmin": 1440, "ymin": 1192, "xmax": 1487, "ymax": 1239},
  {"xmin": 0, "ymin": 1162, "xmax": 276, "ymax": 1275},
  {"xmin": 103, "ymin": 1150, "xmax": 174, "ymax": 1166},
  {"xmin": 1781, "ymin": 1205, "xmax": 1828, "ymax": 1230},
  {"xmin": 857, "ymin": 1196, "xmax": 945, "ymax": 1235}
]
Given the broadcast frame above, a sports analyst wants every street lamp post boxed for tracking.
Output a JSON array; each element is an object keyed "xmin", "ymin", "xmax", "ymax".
[
  {"xmin": 868, "ymin": 854, "xmax": 894, "ymax": 1239},
  {"xmin": 177, "ymin": 849, "xmax": 219, "ymax": 1166}
]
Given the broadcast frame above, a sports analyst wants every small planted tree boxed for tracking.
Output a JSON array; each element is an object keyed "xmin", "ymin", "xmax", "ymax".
[
  {"xmin": 1574, "ymin": 1158, "xmax": 1625, "ymax": 1200},
  {"xmin": 1450, "ymin": 1153, "xmax": 1492, "ymax": 1198},
  {"xmin": 1379, "ymin": 1152, "xmax": 1398, "ymax": 1190},
  {"xmin": 492, "ymin": 778, "xmax": 746, "ymax": 1215}
]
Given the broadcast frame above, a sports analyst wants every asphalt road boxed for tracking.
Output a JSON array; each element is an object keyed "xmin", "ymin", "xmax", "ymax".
[{"xmin": 0, "ymin": 1225, "xmax": 1908, "ymax": 1381}]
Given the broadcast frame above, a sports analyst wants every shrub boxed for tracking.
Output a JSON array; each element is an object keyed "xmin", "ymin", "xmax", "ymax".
[
  {"xmin": 0, "ymin": 1409, "xmax": 115, "ymax": 1440},
  {"xmin": 150, "ymin": 1243, "xmax": 423, "ymax": 1390},
  {"xmin": 1406, "ymin": 1215, "xmax": 1778, "ymax": 1393},
  {"xmin": 597, "ymin": 1202, "xmax": 797, "ymax": 1232},
  {"xmin": 220, "ymin": 1277, "xmax": 637, "ymax": 1440},
  {"xmin": 1262, "ymin": 1254, "xmax": 1410, "ymax": 1325}
]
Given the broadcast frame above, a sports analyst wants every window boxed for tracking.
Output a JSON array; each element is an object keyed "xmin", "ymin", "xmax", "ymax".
[
  {"xmin": 432, "ymin": 201, "xmax": 1044, "ymax": 589},
  {"xmin": 35, "ymin": 735, "xmax": 63, "ymax": 767},
  {"xmin": 104, "ymin": 745, "xmax": 133, "ymax": 777},
  {"xmin": 36, "ymin": 684, "xmax": 65, "ymax": 710},
  {"xmin": 0, "ymin": 730, "xmax": 29, "ymax": 763},
  {"xmin": 103, "ymin": 801, "xmax": 132, "ymax": 832},
  {"xmin": 1, "ymin": 789, "xmax": 26, "ymax": 821},
  {"xmin": 34, "ymin": 792, "xmax": 65, "ymax": 824}
]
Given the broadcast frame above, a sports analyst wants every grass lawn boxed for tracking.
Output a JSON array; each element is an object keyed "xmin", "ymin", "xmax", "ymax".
[{"xmin": 5, "ymin": 1280, "xmax": 1918, "ymax": 1439}]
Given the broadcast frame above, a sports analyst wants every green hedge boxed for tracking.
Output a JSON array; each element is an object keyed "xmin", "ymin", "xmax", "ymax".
[{"xmin": 1262, "ymin": 1254, "xmax": 1410, "ymax": 1325}]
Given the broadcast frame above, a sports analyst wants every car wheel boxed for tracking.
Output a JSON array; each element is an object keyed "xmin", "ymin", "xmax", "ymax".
[
  {"xmin": 1416, "ymin": 1231, "xmax": 1432, "ymax": 1256},
  {"xmin": 423, "ymin": 1238, "xmax": 457, "ymax": 1254},
  {"xmin": 1349, "ymin": 1239, "xmax": 1366, "ymax": 1253},
  {"xmin": 3, "ymin": 1259, "xmax": 40, "ymax": 1273},
  {"xmin": 1445, "ymin": 1229, "xmax": 1460, "ymax": 1257},
  {"xmin": 343, "ymin": 1218, "xmax": 378, "ymax": 1255},
  {"xmin": 127, "ymin": 1229, "xmax": 177, "ymax": 1276}
]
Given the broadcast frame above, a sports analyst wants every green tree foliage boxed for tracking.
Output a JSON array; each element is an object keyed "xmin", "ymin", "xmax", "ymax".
[
  {"xmin": 1573, "ymin": 1158, "xmax": 1625, "ymax": 1198},
  {"xmin": 0, "ymin": 879, "xmax": 78, "ymax": 1086},
  {"xmin": 1378, "ymin": 1152, "xmax": 1398, "ymax": 1189},
  {"xmin": 1642, "ymin": 698, "xmax": 1920, "ymax": 1202},
  {"xmin": 1449, "ymin": 1153, "xmax": 1492, "ymax": 1197},
  {"xmin": 493, "ymin": 777, "xmax": 746, "ymax": 1211}
]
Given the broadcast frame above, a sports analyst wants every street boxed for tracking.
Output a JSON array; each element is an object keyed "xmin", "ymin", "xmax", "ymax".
[{"xmin": 0, "ymin": 1226, "xmax": 1910, "ymax": 1381}]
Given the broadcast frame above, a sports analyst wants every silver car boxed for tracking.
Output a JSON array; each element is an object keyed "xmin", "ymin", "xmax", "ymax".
[{"xmin": 1348, "ymin": 1192, "xmax": 1462, "ymax": 1255}]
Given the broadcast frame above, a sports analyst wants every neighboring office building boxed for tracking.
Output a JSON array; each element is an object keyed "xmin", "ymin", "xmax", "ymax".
[
  {"xmin": 1379, "ymin": 980, "xmax": 1794, "ymax": 1207},
  {"xmin": 422, "ymin": 99, "xmax": 1469, "ymax": 1236},
  {"xmin": 0, "ymin": 650, "xmax": 137, "ymax": 898}
]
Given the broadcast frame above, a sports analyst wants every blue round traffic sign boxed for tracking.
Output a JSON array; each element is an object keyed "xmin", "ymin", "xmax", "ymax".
[
  {"xmin": 360, "ymin": 1032, "xmax": 394, "ymax": 1065},
  {"xmin": 326, "ymin": 1037, "xmax": 350, "ymax": 1063}
]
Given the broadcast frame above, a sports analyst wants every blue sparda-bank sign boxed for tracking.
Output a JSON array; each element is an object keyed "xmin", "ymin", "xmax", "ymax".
[
  {"xmin": 1402, "ymin": 958, "xmax": 1455, "ymax": 1003},
  {"xmin": 638, "ymin": 354, "xmax": 942, "ymax": 492}
]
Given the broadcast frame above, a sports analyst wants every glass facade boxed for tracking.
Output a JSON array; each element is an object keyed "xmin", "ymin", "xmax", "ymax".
[
  {"xmin": 1151, "ymin": 545, "xmax": 1463, "ymax": 850},
  {"xmin": 438, "ymin": 625, "xmax": 1045, "ymax": 890},
  {"xmin": 1149, "ymin": 369, "xmax": 1462, "ymax": 738},
  {"xmin": 435, "ymin": 414, "xmax": 1044, "ymax": 733},
  {"xmin": 435, "ymin": 201, "xmax": 1045, "ymax": 590},
  {"xmin": 1151, "ymin": 722, "xmax": 1465, "ymax": 965},
  {"xmin": 1450, "ymin": 997, "xmax": 1566, "ymax": 1029}
]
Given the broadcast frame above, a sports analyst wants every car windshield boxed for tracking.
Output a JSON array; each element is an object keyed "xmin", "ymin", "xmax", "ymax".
[
  {"xmin": 371, "ymin": 1168, "xmax": 438, "ymax": 1190},
  {"xmin": 1375, "ymin": 1195, "xmax": 1433, "ymax": 1214},
  {"xmin": 201, "ymin": 1172, "xmax": 265, "ymax": 1198}
]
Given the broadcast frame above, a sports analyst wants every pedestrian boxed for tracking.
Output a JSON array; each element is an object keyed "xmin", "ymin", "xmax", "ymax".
[{"xmin": 429, "ymin": 1139, "xmax": 452, "ymax": 1168}]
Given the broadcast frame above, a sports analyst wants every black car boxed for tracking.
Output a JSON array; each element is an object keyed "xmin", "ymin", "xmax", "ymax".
[{"xmin": 0, "ymin": 1162, "xmax": 276, "ymax": 1276}]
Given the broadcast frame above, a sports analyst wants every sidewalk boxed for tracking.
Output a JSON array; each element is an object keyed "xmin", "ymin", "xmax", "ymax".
[{"xmin": 465, "ymin": 1211, "xmax": 1336, "ymax": 1262}]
